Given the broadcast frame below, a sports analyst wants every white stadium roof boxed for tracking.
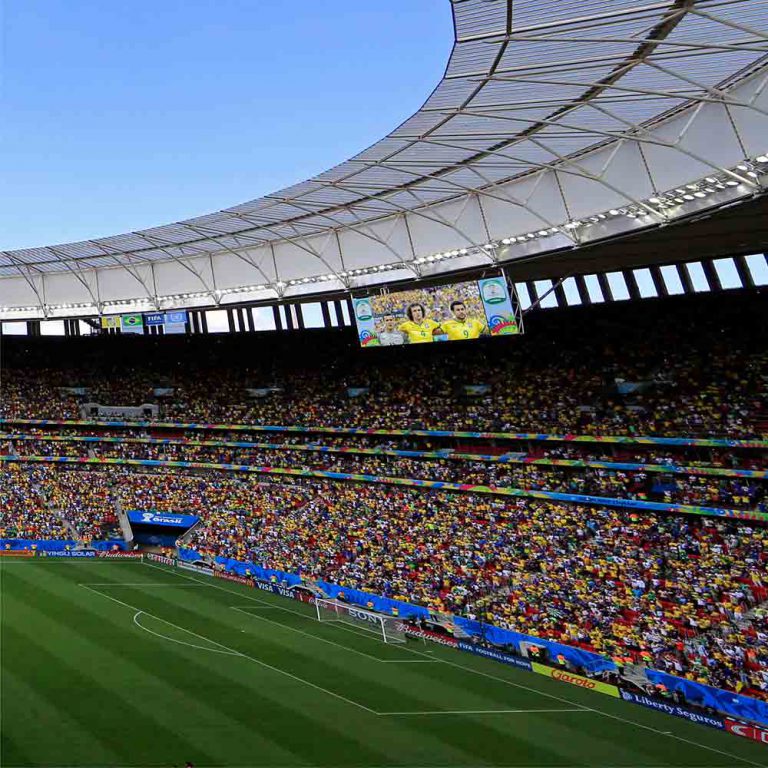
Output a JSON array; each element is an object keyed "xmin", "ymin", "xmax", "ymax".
[{"xmin": 2, "ymin": 0, "xmax": 768, "ymax": 318}]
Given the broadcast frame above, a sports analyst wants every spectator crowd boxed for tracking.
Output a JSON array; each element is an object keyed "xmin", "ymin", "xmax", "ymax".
[
  {"xmin": 2, "ymin": 295, "xmax": 765, "ymax": 438},
  {"xmin": 2, "ymin": 293, "xmax": 767, "ymax": 703},
  {"xmin": 3, "ymin": 435, "xmax": 766, "ymax": 511},
  {"xmin": 3, "ymin": 461, "xmax": 767, "ymax": 701},
  {"xmin": 187, "ymin": 479, "xmax": 768, "ymax": 701}
]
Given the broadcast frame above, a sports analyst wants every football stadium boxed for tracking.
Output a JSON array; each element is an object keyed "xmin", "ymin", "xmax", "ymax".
[{"xmin": 2, "ymin": 1, "xmax": 768, "ymax": 766}]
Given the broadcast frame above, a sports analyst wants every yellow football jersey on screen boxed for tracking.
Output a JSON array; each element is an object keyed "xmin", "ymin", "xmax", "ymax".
[
  {"xmin": 442, "ymin": 318, "xmax": 486, "ymax": 341},
  {"xmin": 399, "ymin": 318, "xmax": 439, "ymax": 343}
]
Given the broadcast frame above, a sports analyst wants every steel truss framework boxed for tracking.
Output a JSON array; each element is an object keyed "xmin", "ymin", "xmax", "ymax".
[{"xmin": 2, "ymin": 0, "xmax": 768, "ymax": 318}]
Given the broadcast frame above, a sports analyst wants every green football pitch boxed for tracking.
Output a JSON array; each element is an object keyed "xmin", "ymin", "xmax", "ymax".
[{"xmin": 1, "ymin": 560, "xmax": 766, "ymax": 768}]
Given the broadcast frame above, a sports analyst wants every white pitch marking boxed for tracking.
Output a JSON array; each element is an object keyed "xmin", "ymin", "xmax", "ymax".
[
  {"xmin": 232, "ymin": 606, "xmax": 435, "ymax": 664},
  {"xmin": 143, "ymin": 560, "xmax": 435, "ymax": 660},
  {"xmin": 434, "ymin": 658, "xmax": 763, "ymax": 767},
  {"xmin": 133, "ymin": 611, "xmax": 240, "ymax": 655},
  {"xmin": 140, "ymin": 560, "xmax": 766, "ymax": 766},
  {"xmin": 378, "ymin": 708, "xmax": 587, "ymax": 716},
  {"xmin": 79, "ymin": 582, "xmax": 213, "ymax": 587},
  {"xmin": 80, "ymin": 582, "xmax": 378, "ymax": 715}
]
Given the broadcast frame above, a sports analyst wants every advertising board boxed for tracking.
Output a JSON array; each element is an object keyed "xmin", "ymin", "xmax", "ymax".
[
  {"xmin": 457, "ymin": 641, "xmax": 532, "ymax": 671},
  {"xmin": 724, "ymin": 719, "xmax": 768, "ymax": 744},
  {"xmin": 620, "ymin": 691, "xmax": 724, "ymax": 729},
  {"xmin": 179, "ymin": 562, "xmax": 214, "ymax": 577},
  {"xmin": 40, "ymin": 550, "xmax": 97, "ymax": 558},
  {"xmin": 532, "ymin": 662, "xmax": 620, "ymax": 697}
]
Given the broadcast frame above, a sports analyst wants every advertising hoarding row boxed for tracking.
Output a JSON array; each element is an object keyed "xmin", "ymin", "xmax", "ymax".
[
  {"xmin": 5, "ymin": 419, "xmax": 766, "ymax": 449},
  {"xmin": 167, "ymin": 552, "xmax": 768, "ymax": 737},
  {"xmin": 100, "ymin": 311, "xmax": 187, "ymax": 335}
]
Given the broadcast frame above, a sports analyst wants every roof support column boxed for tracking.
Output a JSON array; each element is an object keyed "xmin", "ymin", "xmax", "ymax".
[
  {"xmin": 733, "ymin": 254, "xmax": 755, "ymax": 289},
  {"xmin": 623, "ymin": 269, "xmax": 641, "ymax": 301},
  {"xmin": 677, "ymin": 263, "xmax": 695, "ymax": 294},
  {"xmin": 701, "ymin": 260, "xmax": 722, "ymax": 292},
  {"xmin": 597, "ymin": 273, "xmax": 613, "ymax": 302},
  {"xmin": 650, "ymin": 266, "xmax": 668, "ymax": 298},
  {"xmin": 575, "ymin": 275, "xmax": 591, "ymax": 305}
]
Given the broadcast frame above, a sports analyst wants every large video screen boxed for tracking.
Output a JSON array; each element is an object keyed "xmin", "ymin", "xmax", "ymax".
[{"xmin": 353, "ymin": 277, "xmax": 520, "ymax": 348}]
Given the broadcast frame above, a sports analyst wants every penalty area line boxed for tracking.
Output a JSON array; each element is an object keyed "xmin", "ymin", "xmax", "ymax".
[
  {"xmin": 142, "ymin": 560, "xmax": 435, "ymax": 661},
  {"xmin": 433, "ymin": 658, "xmax": 764, "ymax": 767},
  {"xmin": 132, "ymin": 611, "xmax": 240, "ymax": 656},
  {"xmin": 232, "ymin": 605, "xmax": 437, "ymax": 664},
  {"xmin": 141, "ymin": 561, "xmax": 767, "ymax": 766},
  {"xmin": 79, "ymin": 583, "xmax": 379, "ymax": 715},
  {"xmin": 78, "ymin": 582, "xmax": 214, "ymax": 587}
]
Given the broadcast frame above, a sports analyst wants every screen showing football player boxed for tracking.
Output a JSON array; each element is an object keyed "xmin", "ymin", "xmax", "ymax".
[
  {"xmin": 378, "ymin": 314, "xmax": 406, "ymax": 346},
  {"xmin": 398, "ymin": 303, "xmax": 441, "ymax": 343},
  {"xmin": 442, "ymin": 300, "xmax": 487, "ymax": 341}
]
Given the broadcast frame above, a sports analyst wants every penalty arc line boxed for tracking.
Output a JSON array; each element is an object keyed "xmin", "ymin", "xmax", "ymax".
[
  {"xmin": 141, "ymin": 561, "xmax": 765, "ymax": 768},
  {"xmin": 143, "ymin": 560, "xmax": 436, "ymax": 660},
  {"xmin": 79, "ymin": 582, "xmax": 379, "ymax": 715},
  {"xmin": 133, "ymin": 611, "xmax": 240, "ymax": 656}
]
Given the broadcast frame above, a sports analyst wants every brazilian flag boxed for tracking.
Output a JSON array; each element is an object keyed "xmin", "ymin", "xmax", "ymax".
[{"xmin": 121, "ymin": 313, "xmax": 144, "ymax": 334}]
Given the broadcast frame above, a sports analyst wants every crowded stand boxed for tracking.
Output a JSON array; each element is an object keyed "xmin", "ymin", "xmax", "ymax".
[
  {"xmin": 41, "ymin": 468, "xmax": 121, "ymax": 543},
  {"xmin": 2, "ymin": 292, "xmax": 767, "ymax": 709},
  {"xmin": 185, "ymin": 480, "xmax": 768, "ymax": 700},
  {"xmin": 114, "ymin": 468, "xmax": 312, "ymax": 522},
  {"xmin": 5, "ymin": 428, "xmax": 768, "ymax": 467},
  {"xmin": 0, "ymin": 464, "xmax": 68, "ymax": 541},
  {"xmin": 3, "ymin": 457, "xmax": 767, "ymax": 701},
  {"xmin": 0, "ymin": 464, "xmax": 119, "ymax": 543},
  {"xmin": 1, "ymin": 463, "xmax": 313, "ymax": 547},
  {"xmin": 3, "ymin": 436, "xmax": 766, "ymax": 511},
  {"xmin": 2, "ymin": 294, "xmax": 766, "ymax": 437}
]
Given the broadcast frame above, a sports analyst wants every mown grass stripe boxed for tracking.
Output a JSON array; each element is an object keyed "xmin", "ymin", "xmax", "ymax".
[
  {"xmin": 3, "ymin": 561, "xmax": 767, "ymax": 767},
  {"xmin": 1, "ymin": 619, "xmax": 215, "ymax": 767},
  {"xmin": 131, "ymin": 579, "xmax": 538, "ymax": 715},
  {"xmin": 1, "ymin": 569, "xmax": 311, "ymax": 766},
  {"xmin": 107, "ymin": 579, "xmax": 474, "ymax": 714},
  {"xmin": 0, "ymin": 665, "xmax": 123, "ymax": 768},
  {"xmin": 141, "ymin": 560, "xmax": 768, "ymax": 766},
  {"xmin": 43, "ymin": 566, "xmax": 482, "ymax": 766}
]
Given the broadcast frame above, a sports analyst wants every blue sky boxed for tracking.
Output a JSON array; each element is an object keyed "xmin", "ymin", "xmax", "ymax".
[{"xmin": 0, "ymin": 0, "xmax": 452, "ymax": 250}]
